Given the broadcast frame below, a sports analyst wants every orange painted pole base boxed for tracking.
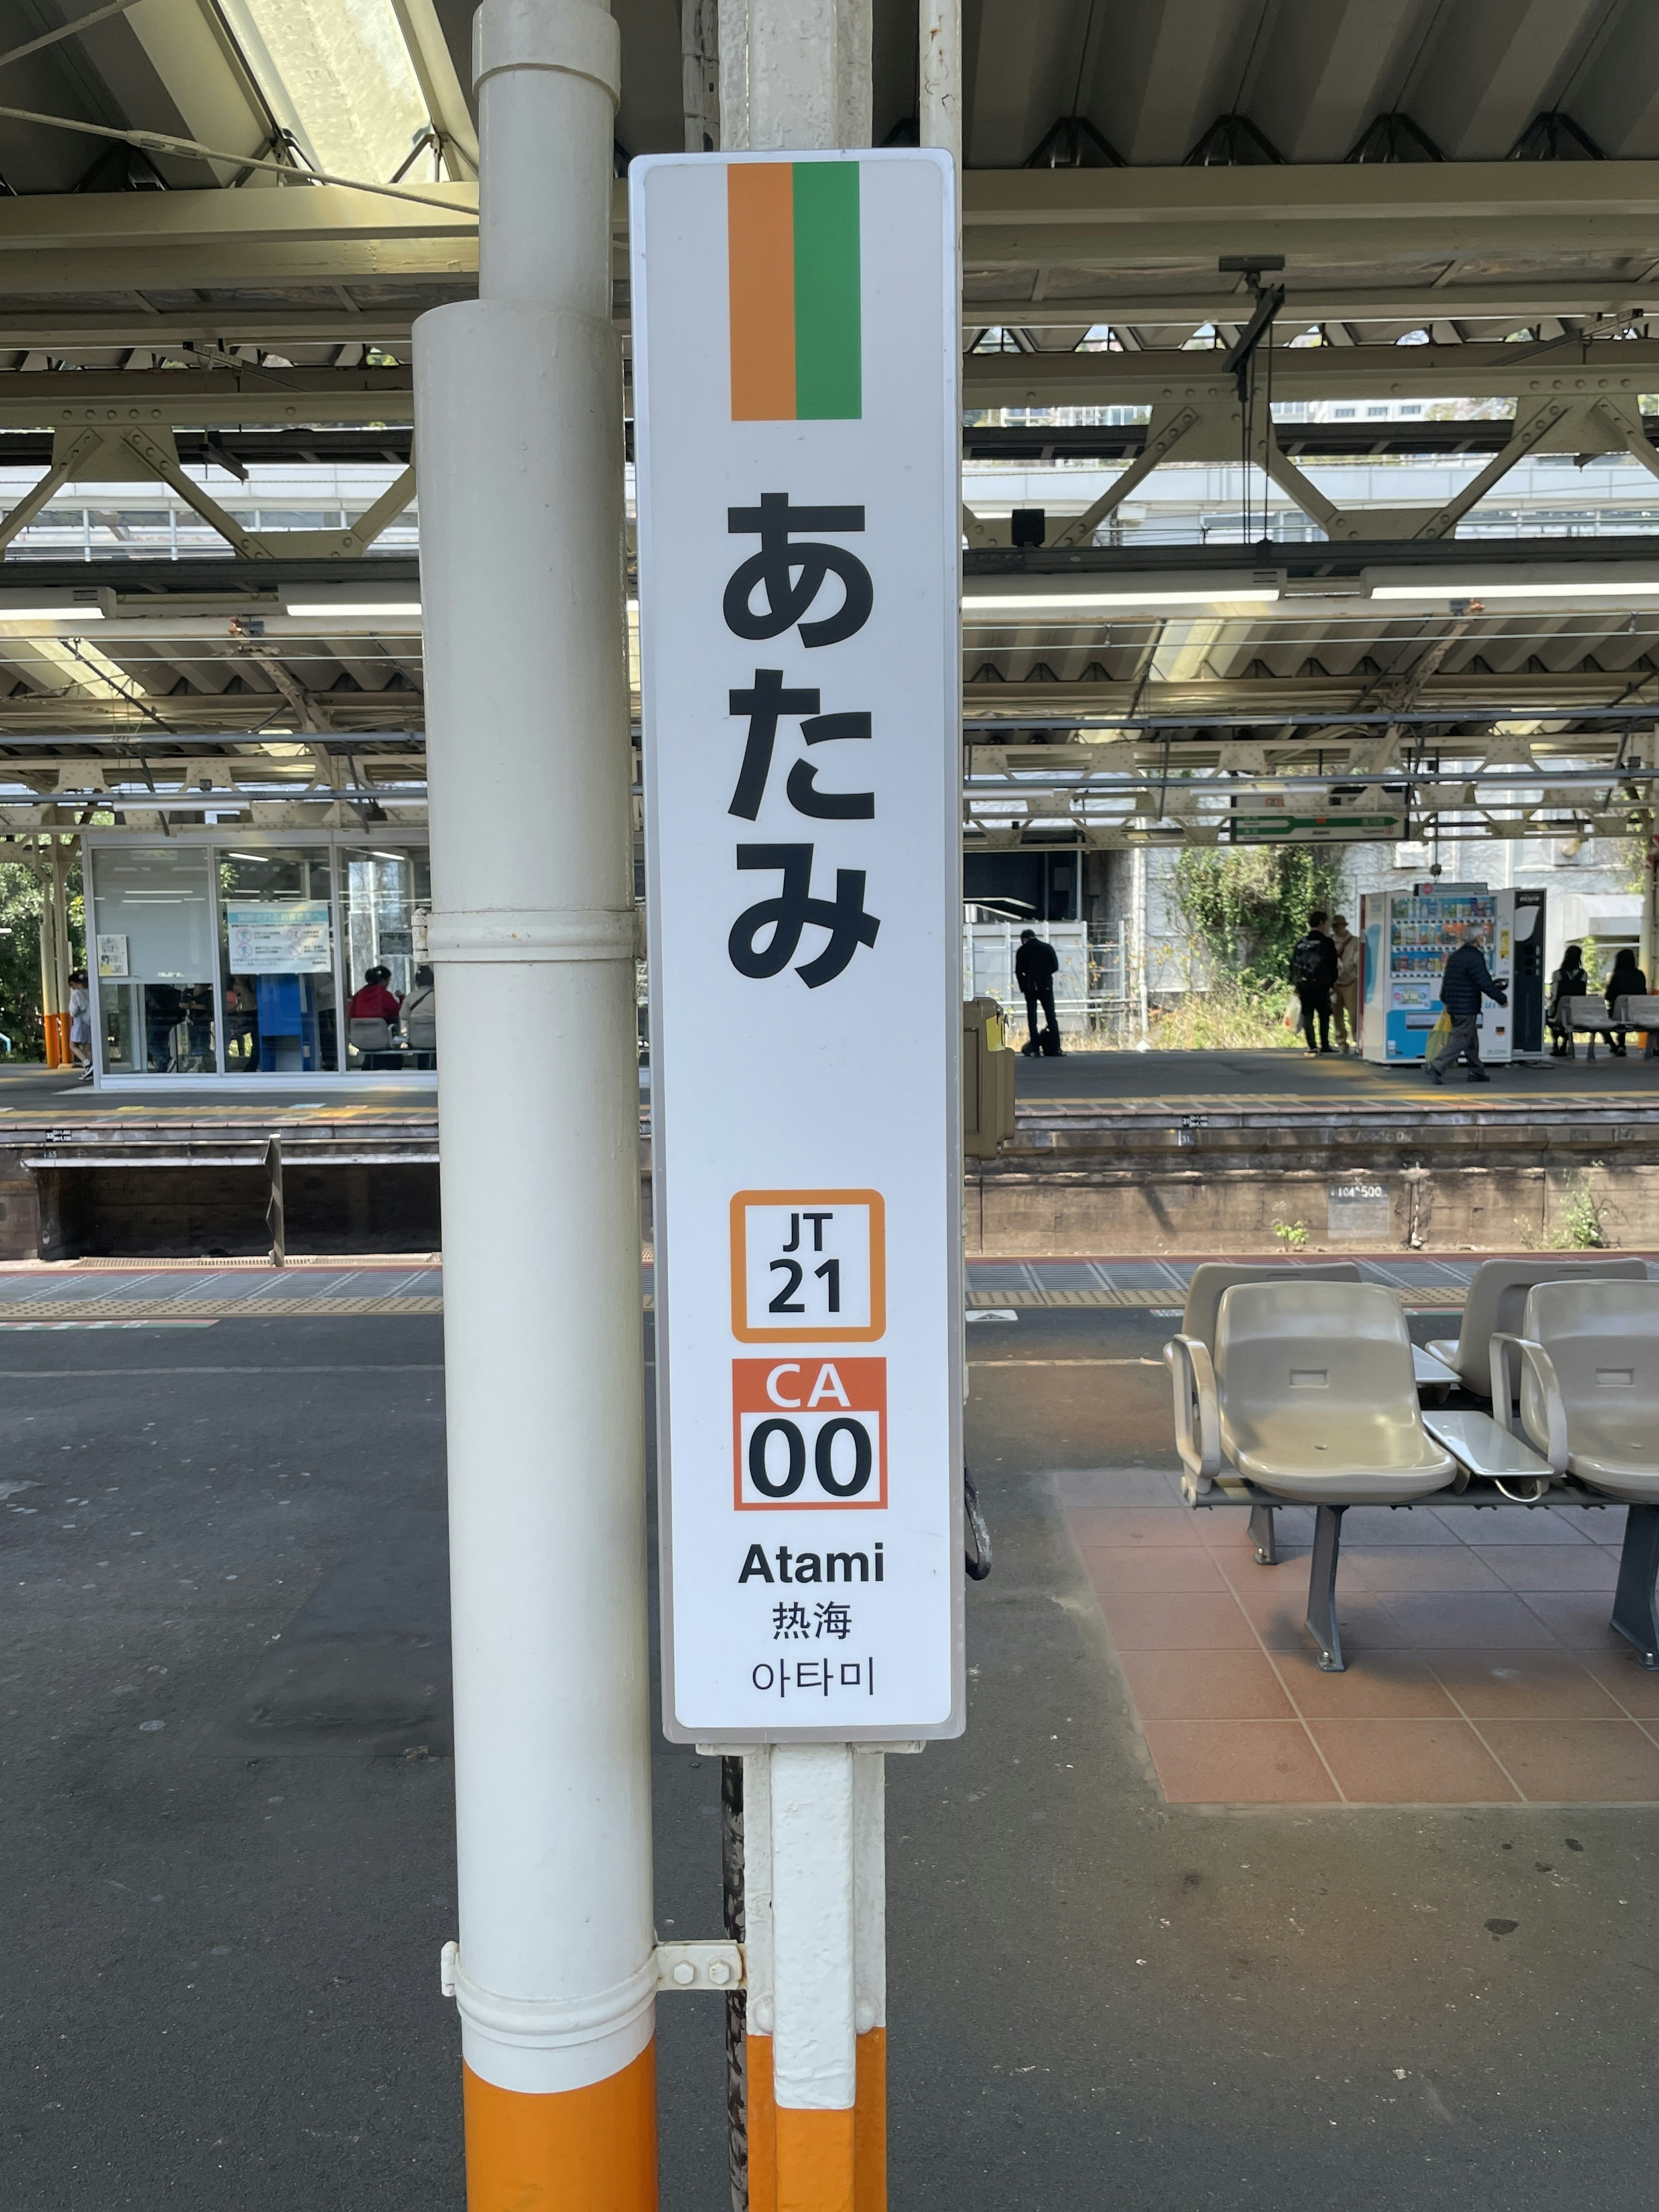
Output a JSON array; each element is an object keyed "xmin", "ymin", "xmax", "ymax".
[
  {"xmin": 747, "ymin": 2029, "xmax": 885, "ymax": 2212},
  {"xmin": 462, "ymin": 2045, "xmax": 657, "ymax": 2212},
  {"xmin": 42, "ymin": 1013, "xmax": 65, "ymax": 1068}
]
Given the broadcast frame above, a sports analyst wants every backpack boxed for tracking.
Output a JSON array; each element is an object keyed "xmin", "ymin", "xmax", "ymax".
[{"xmin": 1289, "ymin": 935, "xmax": 1325, "ymax": 989}]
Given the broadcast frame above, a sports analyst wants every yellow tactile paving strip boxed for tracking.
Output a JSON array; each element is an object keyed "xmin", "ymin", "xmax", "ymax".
[{"xmin": 0, "ymin": 1295, "xmax": 445, "ymax": 1318}]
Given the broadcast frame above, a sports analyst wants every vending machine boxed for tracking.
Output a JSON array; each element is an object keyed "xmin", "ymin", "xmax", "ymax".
[{"xmin": 1359, "ymin": 883, "xmax": 1522, "ymax": 1063}]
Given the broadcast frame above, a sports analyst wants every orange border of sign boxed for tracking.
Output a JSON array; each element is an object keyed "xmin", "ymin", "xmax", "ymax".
[
  {"xmin": 731, "ymin": 1357, "xmax": 889, "ymax": 1511},
  {"xmin": 729, "ymin": 1190, "xmax": 886, "ymax": 1344}
]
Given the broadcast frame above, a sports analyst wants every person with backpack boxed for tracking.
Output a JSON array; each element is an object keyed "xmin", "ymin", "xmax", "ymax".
[
  {"xmin": 1287, "ymin": 911, "xmax": 1339, "ymax": 1056},
  {"xmin": 1014, "ymin": 928, "xmax": 1061, "ymax": 1057},
  {"xmin": 1428, "ymin": 923, "xmax": 1507, "ymax": 1085}
]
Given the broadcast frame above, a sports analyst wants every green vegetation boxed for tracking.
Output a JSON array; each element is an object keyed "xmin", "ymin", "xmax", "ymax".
[
  {"xmin": 0, "ymin": 848, "xmax": 86, "ymax": 1060},
  {"xmin": 1160, "ymin": 843, "xmax": 1348, "ymax": 1051},
  {"xmin": 1174, "ymin": 842, "xmax": 1348, "ymax": 979},
  {"xmin": 1272, "ymin": 1218, "xmax": 1309, "ymax": 1250},
  {"xmin": 1551, "ymin": 1166, "xmax": 1611, "ymax": 1251}
]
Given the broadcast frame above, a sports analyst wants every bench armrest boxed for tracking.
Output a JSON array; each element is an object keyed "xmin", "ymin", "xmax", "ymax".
[
  {"xmin": 1165, "ymin": 1334, "xmax": 1221, "ymax": 1488},
  {"xmin": 1490, "ymin": 1332, "xmax": 1569, "ymax": 1472}
]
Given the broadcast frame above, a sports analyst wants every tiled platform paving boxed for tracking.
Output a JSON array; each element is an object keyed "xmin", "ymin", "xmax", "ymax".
[{"xmin": 1062, "ymin": 1468, "xmax": 1659, "ymax": 1805}]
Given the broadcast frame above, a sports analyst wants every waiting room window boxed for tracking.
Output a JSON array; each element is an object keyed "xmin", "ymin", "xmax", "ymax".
[
  {"xmin": 216, "ymin": 848, "xmax": 338, "ymax": 1073},
  {"xmin": 92, "ymin": 847, "xmax": 217, "ymax": 1073},
  {"xmin": 341, "ymin": 847, "xmax": 435, "ymax": 1072}
]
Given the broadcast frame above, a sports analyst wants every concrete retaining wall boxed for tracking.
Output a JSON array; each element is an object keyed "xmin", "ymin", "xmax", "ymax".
[{"xmin": 968, "ymin": 1158, "xmax": 1659, "ymax": 1256}]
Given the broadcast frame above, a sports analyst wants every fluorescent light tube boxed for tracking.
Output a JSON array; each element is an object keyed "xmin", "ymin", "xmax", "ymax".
[
  {"xmin": 0, "ymin": 606, "xmax": 104, "ymax": 621},
  {"xmin": 284, "ymin": 600, "xmax": 421, "ymax": 617},
  {"xmin": 965, "ymin": 588, "xmax": 1278, "ymax": 610},
  {"xmin": 1372, "ymin": 580, "xmax": 1659, "ymax": 600}
]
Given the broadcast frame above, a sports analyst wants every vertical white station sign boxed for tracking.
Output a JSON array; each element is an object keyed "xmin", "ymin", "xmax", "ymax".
[{"xmin": 632, "ymin": 149, "xmax": 963, "ymax": 1742}]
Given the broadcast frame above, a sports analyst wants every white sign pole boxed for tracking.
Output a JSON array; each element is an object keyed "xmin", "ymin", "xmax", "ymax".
[{"xmin": 633, "ymin": 126, "xmax": 962, "ymax": 2207}]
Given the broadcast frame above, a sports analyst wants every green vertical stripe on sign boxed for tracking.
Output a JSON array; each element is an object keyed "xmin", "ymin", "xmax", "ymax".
[{"xmin": 791, "ymin": 162, "xmax": 861, "ymax": 420}]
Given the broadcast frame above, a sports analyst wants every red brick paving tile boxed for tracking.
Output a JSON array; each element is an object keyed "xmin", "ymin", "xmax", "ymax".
[
  {"xmin": 1230, "ymin": 1576, "xmax": 1411, "ymax": 1653},
  {"xmin": 1140, "ymin": 1721, "xmax": 1339, "ymax": 1804},
  {"xmin": 1079, "ymin": 1545, "xmax": 1228, "ymax": 1595},
  {"xmin": 1118, "ymin": 1647, "xmax": 1295, "ymax": 1723},
  {"xmin": 1573, "ymin": 1652, "xmax": 1659, "ymax": 1718},
  {"xmin": 1341, "ymin": 1506, "xmax": 1464, "ymax": 1547},
  {"xmin": 1379, "ymin": 1592, "xmax": 1558, "ymax": 1649},
  {"xmin": 1065, "ymin": 1506, "xmax": 1204, "ymax": 1551},
  {"xmin": 1516, "ymin": 1592, "xmax": 1626, "ymax": 1650},
  {"xmin": 1438, "ymin": 1506, "xmax": 1595, "ymax": 1548},
  {"xmin": 1195, "ymin": 1507, "xmax": 1313, "ymax": 1552},
  {"xmin": 1478, "ymin": 1547, "xmax": 1620, "ymax": 1594},
  {"xmin": 1422, "ymin": 1649, "xmax": 1623, "ymax": 1719},
  {"xmin": 1582, "ymin": 1508, "xmax": 1629, "ymax": 1548},
  {"xmin": 1095, "ymin": 1589, "xmax": 1259, "ymax": 1651},
  {"xmin": 1341, "ymin": 1549, "xmax": 1505, "ymax": 1594},
  {"xmin": 1270, "ymin": 1647, "xmax": 1460, "ymax": 1719},
  {"xmin": 1473, "ymin": 1719, "xmax": 1659, "ymax": 1802},
  {"xmin": 1306, "ymin": 1718, "xmax": 1519, "ymax": 1804}
]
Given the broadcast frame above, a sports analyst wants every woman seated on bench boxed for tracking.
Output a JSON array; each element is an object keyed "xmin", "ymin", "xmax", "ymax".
[
  {"xmin": 1547, "ymin": 941, "xmax": 1589, "ymax": 1056},
  {"xmin": 1607, "ymin": 946, "xmax": 1648, "ymax": 1058}
]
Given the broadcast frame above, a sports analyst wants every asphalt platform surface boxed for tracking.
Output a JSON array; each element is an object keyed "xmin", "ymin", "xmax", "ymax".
[{"xmin": 5, "ymin": 1305, "xmax": 1659, "ymax": 2209}]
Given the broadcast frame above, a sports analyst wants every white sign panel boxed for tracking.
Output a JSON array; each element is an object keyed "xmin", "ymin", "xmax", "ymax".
[
  {"xmin": 225, "ymin": 900, "xmax": 332, "ymax": 974},
  {"xmin": 632, "ymin": 149, "xmax": 963, "ymax": 1742},
  {"xmin": 95, "ymin": 933, "xmax": 128, "ymax": 979}
]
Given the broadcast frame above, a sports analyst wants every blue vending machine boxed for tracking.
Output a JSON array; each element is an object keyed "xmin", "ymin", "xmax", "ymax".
[{"xmin": 1359, "ymin": 884, "xmax": 1518, "ymax": 1064}]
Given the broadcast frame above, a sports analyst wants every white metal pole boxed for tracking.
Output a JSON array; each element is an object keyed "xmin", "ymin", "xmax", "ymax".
[
  {"xmin": 770, "ymin": 1745, "xmax": 858, "ymax": 2192},
  {"xmin": 712, "ymin": 10, "xmax": 886, "ymax": 2208},
  {"xmin": 413, "ymin": 3, "xmax": 657, "ymax": 2206}
]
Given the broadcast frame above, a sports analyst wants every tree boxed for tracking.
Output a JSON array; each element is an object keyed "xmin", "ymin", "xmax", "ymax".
[
  {"xmin": 0, "ymin": 845, "xmax": 86, "ymax": 1060},
  {"xmin": 1174, "ymin": 842, "xmax": 1346, "ymax": 988}
]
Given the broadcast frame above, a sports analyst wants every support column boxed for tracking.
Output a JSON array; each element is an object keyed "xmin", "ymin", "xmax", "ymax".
[
  {"xmin": 714, "ymin": 11, "xmax": 887, "ymax": 2206},
  {"xmin": 413, "ymin": 4, "xmax": 656, "ymax": 2207},
  {"xmin": 51, "ymin": 839, "xmax": 73, "ymax": 1068},
  {"xmin": 38, "ymin": 839, "xmax": 67, "ymax": 1068}
]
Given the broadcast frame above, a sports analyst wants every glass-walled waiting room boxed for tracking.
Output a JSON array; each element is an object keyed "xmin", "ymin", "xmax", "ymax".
[{"xmin": 85, "ymin": 833, "xmax": 433, "ymax": 1085}]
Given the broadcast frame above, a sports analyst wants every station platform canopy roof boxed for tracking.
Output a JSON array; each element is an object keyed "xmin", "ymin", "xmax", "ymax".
[{"xmin": 0, "ymin": 0, "xmax": 1655, "ymax": 854}]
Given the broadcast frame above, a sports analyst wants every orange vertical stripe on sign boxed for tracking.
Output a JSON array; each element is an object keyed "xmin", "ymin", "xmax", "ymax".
[
  {"xmin": 462, "ymin": 2050, "xmax": 658, "ymax": 2212},
  {"xmin": 729, "ymin": 163, "xmax": 796, "ymax": 420}
]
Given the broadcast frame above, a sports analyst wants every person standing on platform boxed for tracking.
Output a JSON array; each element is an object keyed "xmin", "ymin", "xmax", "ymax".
[
  {"xmin": 1014, "ymin": 928, "xmax": 1061, "ymax": 1057},
  {"xmin": 1330, "ymin": 914, "xmax": 1360, "ymax": 1054},
  {"xmin": 67, "ymin": 968, "xmax": 92, "ymax": 1081},
  {"xmin": 1429, "ymin": 923, "xmax": 1506, "ymax": 1085},
  {"xmin": 1288, "ymin": 911, "xmax": 1339, "ymax": 1056}
]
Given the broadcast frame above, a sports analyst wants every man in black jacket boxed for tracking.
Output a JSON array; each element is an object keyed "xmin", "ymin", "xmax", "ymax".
[
  {"xmin": 1287, "ymin": 911, "xmax": 1340, "ymax": 1055},
  {"xmin": 1429, "ymin": 924, "xmax": 1507, "ymax": 1084},
  {"xmin": 1014, "ymin": 928, "xmax": 1061, "ymax": 1056}
]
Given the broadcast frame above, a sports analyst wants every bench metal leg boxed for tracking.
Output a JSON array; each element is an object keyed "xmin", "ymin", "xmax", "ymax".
[
  {"xmin": 1610, "ymin": 1502, "xmax": 1659, "ymax": 1671},
  {"xmin": 1249, "ymin": 1500, "xmax": 1278, "ymax": 1565},
  {"xmin": 1306, "ymin": 1503, "xmax": 1348, "ymax": 1672}
]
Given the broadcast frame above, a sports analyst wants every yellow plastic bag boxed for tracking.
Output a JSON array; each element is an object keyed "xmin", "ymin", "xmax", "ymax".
[{"xmin": 1425, "ymin": 1009, "xmax": 1452, "ymax": 1062}]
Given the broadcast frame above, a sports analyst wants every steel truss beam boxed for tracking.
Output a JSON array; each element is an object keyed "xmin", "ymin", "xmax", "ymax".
[
  {"xmin": 0, "ymin": 367, "xmax": 414, "ymax": 430},
  {"xmin": 963, "ymin": 341, "xmax": 1659, "ymax": 410},
  {"xmin": 957, "ymin": 163, "xmax": 1659, "ymax": 268},
  {"xmin": 0, "ymin": 184, "xmax": 477, "ymax": 296},
  {"xmin": 964, "ymin": 677, "xmax": 1659, "ymax": 718},
  {"xmin": 963, "ymin": 285, "xmax": 1659, "ymax": 331}
]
